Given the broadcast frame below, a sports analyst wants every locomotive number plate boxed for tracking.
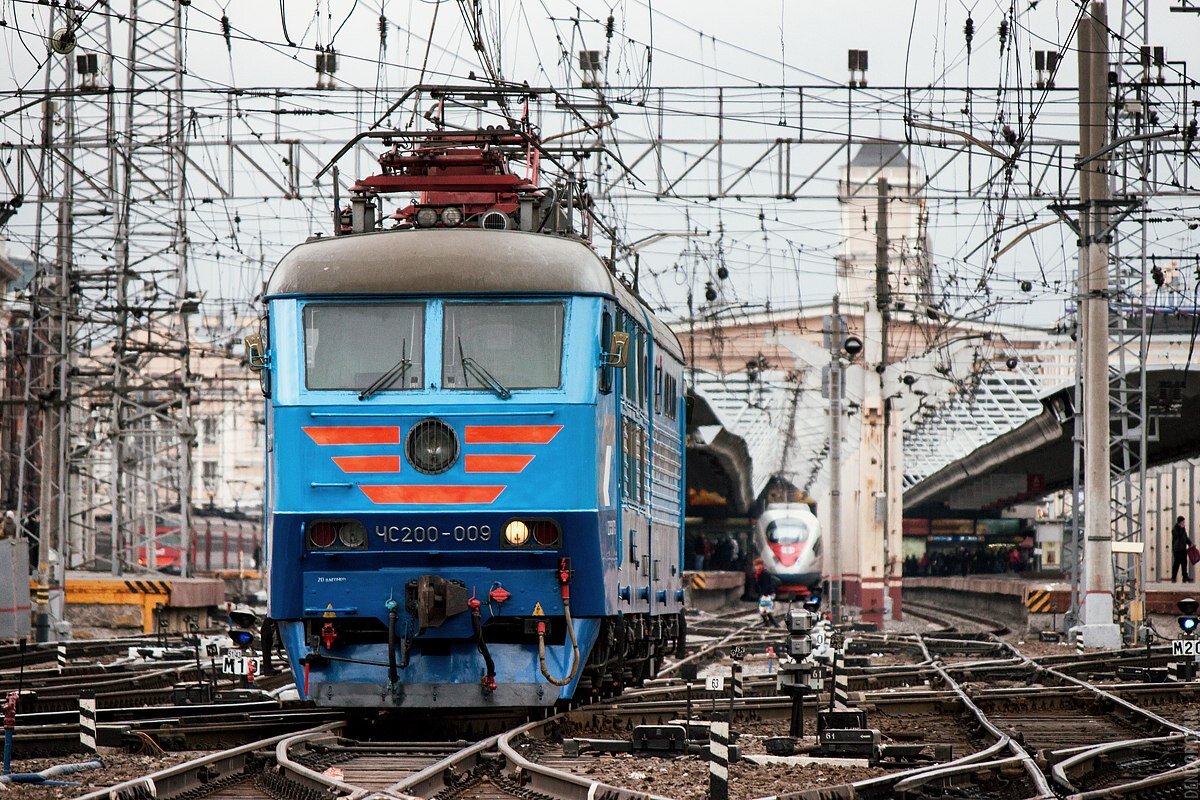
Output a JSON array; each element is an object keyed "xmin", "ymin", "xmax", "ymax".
[{"xmin": 374, "ymin": 524, "xmax": 492, "ymax": 544}]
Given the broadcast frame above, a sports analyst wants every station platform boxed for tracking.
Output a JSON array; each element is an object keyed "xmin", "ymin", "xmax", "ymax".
[
  {"xmin": 37, "ymin": 571, "xmax": 226, "ymax": 634},
  {"xmin": 903, "ymin": 574, "xmax": 1200, "ymax": 628},
  {"xmin": 683, "ymin": 570, "xmax": 746, "ymax": 611}
]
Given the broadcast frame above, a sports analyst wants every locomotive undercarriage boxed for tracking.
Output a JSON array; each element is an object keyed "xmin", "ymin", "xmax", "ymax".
[
  {"xmin": 570, "ymin": 611, "xmax": 686, "ymax": 703},
  {"xmin": 277, "ymin": 609, "xmax": 685, "ymax": 708}
]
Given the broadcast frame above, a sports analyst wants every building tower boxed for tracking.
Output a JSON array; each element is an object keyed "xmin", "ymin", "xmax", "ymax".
[{"xmin": 836, "ymin": 142, "xmax": 932, "ymax": 308}]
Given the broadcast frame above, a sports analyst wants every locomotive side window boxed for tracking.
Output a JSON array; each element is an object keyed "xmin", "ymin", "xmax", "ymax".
[
  {"xmin": 600, "ymin": 311, "xmax": 613, "ymax": 394},
  {"xmin": 442, "ymin": 302, "xmax": 564, "ymax": 391},
  {"xmin": 303, "ymin": 304, "xmax": 424, "ymax": 390}
]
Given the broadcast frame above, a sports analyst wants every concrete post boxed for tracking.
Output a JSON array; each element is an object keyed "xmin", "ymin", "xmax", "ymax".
[
  {"xmin": 858, "ymin": 178, "xmax": 889, "ymax": 625},
  {"xmin": 1077, "ymin": 1, "xmax": 1121, "ymax": 649}
]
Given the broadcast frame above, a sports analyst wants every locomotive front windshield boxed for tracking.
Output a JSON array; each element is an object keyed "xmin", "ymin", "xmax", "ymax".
[
  {"xmin": 442, "ymin": 302, "xmax": 564, "ymax": 390},
  {"xmin": 304, "ymin": 303, "xmax": 425, "ymax": 390},
  {"xmin": 766, "ymin": 520, "xmax": 811, "ymax": 544}
]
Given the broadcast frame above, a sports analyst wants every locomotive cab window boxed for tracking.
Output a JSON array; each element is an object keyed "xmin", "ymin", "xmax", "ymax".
[
  {"xmin": 442, "ymin": 302, "xmax": 564, "ymax": 391},
  {"xmin": 303, "ymin": 303, "xmax": 424, "ymax": 391}
]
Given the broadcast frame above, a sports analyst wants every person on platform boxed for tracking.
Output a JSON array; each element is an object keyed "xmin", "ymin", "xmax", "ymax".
[
  {"xmin": 753, "ymin": 557, "xmax": 781, "ymax": 627},
  {"xmin": 1172, "ymin": 516, "xmax": 1193, "ymax": 583},
  {"xmin": 0, "ymin": 511, "xmax": 15, "ymax": 540}
]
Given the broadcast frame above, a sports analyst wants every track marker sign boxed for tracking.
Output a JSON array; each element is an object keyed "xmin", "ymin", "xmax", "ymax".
[
  {"xmin": 221, "ymin": 648, "xmax": 261, "ymax": 676},
  {"xmin": 706, "ymin": 675, "xmax": 725, "ymax": 692},
  {"xmin": 1171, "ymin": 639, "xmax": 1199, "ymax": 657}
]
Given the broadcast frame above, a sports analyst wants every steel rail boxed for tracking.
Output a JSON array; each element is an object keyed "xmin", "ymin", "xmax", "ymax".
[{"xmin": 72, "ymin": 721, "xmax": 343, "ymax": 800}]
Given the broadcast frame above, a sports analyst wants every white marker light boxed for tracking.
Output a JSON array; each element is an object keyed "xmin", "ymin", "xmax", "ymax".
[{"xmin": 504, "ymin": 520, "xmax": 530, "ymax": 546}]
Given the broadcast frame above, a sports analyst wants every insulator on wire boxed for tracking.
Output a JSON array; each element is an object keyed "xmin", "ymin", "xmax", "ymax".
[
  {"xmin": 964, "ymin": 15, "xmax": 974, "ymax": 53},
  {"xmin": 379, "ymin": 15, "xmax": 387, "ymax": 48},
  {"xmin": 705, "ymin": 282, "xmax": 717, "ymax": 302},
  {"xmin": 221, "ymin": 15, "xmax": 231, "ymax": 52},
  {"xmin": 717, "ymin": 265, "xmax": 729, "ymax": 280},
  {"xmin": 998, "ymin": 19, "xmax": 1008, "ymax": 52}
]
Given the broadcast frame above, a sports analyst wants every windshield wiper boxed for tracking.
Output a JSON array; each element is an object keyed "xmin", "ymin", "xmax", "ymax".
[
  {"xmin": 359, "ymin": 340, "xmax": 411, "ymax": 401},
  {"xmin": 458, "ymin": 337, "xmax": 511, "ymax": 400}
]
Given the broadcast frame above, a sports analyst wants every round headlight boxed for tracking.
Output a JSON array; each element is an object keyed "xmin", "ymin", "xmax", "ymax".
[
  {"xmin": 308, "ymin": 521, "xmax": 337, "ymax": 548},
  {"xmin": 504, "ymin": 520, "xmax": 530, "ymax": 546},
  {"xmin": 415, "ymin": 206, "xmax": 438, "ymax": 227},
  {"xmin": 440, "ymin": 206, "xmax": 463, "ymax": 227},
  {"xmin": 405, "ymin": 418, "xmax": 458, "ymax": 475},
  {"xmin": 338, "ymin": 521, "xmax": 366, "ymax": 548}
]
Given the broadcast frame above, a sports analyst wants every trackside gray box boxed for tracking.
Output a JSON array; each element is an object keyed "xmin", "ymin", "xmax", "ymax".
[{"xmin": 0, "ymin": 539, "xmax": 31, "ymax": 639}]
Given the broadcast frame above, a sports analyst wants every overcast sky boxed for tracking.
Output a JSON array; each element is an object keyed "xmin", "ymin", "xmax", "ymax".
[{"xmin": 2, "ymin": 1, "xmax": 1198, "ymax": 339}]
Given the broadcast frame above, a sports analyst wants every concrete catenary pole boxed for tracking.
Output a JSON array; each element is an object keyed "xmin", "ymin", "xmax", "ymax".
[
  {"xmin": 828, "ymin": 296, "xmax": 843, "ymax": 622},
  {"xmin": 1077, "ymin": 1, "xmax": 1121, "ymax": 650}
]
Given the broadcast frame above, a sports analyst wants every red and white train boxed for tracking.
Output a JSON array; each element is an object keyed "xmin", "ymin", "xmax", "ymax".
[{"xmin": 754, "ymin": 503, "xmax": 822, "ymax": 597}]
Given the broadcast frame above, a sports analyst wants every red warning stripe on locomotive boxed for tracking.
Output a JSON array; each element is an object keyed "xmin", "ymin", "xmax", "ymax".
[
  {"xmin": 333, "ymin": 455, "xmax": 401, "ymax": 473},
  {"xmin": 464, "ymin": 454, "xmax": 534, "ymax": 473},
  {"xmin": 359, "ymin": 485, "xmax": 505, "ymax": 504},
  {"xmin": 303, "ymin": 426, "xmax": 401, "ymax": 445},
  {"xmin": 464, "ymin": 425, "xmax": 562, "ymax": 444}
]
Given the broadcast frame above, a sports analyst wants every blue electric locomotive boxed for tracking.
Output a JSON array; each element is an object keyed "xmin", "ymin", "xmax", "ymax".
[{"xmin": 247, "ymin": 126, "xmax": 687, "ymax": 708}]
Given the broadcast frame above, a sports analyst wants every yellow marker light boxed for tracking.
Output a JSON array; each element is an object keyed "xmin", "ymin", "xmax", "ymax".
[{"xmin": 504, "ymin": 520, "xmax": 530, "ymax": 546}]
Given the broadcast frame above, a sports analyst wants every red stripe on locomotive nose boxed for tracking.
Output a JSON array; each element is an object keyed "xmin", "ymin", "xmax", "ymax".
[
  {"xmin": 464, "ymin": 454, "xmax": 534, "ymax": 473},
  {"xmin": 464, "ymin": 425, "xmax": 562, "ymax": 444},
  {"xmin": 303, "ymin": 426, "xmax": 401, "ymax": 445},
  {"xmin": 359, "ymin": 485, "xmax": 505, "ymax": 504},
  {"xmin": 333, "ymin": 455, "xmax": 401, "ymax": 473}
]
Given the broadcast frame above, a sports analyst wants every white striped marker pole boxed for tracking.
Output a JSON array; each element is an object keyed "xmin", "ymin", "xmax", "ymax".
[
  {"xmin": 57, "ymin": 643, "xmax": 67, "ymax": 670},
  {"xmin": 732, "ymin": 661, "xmax": 743, "ymax": 700},
  {"xmin": 833, "ymin": 648, "xmax": 851, "ymax": 709},
  {"xmin": 709, "ymin": 712, "xmax": 729, "ymax": 800},
  {"xmin": 79, "ymin": 690, "xmax": 96, "ymax": 752}
]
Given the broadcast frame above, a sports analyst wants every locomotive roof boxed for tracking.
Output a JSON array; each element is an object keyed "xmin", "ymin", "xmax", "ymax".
[{"xmin": 266, "ymin": 228, "xmax": 683, "ymax": 359}]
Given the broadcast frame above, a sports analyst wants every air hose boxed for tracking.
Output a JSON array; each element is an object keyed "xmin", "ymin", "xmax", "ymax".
[
  {"xmin": 537, "ymin": 559, "xmax": 581, "ymax": 687},
  {"xmin": 385, "ymin": 599, "xmax": 399, "ymax": 685},
  {"xmin": 469, "ymin": 597, "xmax": 497, "ymax": 691}
]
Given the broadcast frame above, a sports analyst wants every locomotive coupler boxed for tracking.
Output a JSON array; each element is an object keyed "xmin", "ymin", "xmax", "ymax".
[{"xmin": 406, "ymin": 575, "xmax": 470, "ymax": 630}]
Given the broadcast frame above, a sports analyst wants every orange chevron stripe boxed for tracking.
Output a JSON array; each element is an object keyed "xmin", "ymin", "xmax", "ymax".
[
  {"xmin": 304, "ymin": 426, "xmax": 400, "ymax": 445},
  {"xmin": 332, "ymin": 455, "xmax": 401, "ymax": 473},
  {"xmin": 360, "ymin": 485, "xmax": 505, "ymax": 504},
  {"xmin": 464, "ymin": 425, "xmax": 562, "ymax": 444},
  {"xmin": 465, "ymin": 454, "xmax": 534, "ymax": 473}
]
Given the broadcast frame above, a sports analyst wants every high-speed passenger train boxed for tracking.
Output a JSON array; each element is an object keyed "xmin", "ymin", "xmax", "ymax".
[
  {"xmin": 248, "ymin": 122, "xmax": 688, "ymax": 708},
  {"xmin": 755, "ymin": 503, "xmax": 822, "ymax": 596}
]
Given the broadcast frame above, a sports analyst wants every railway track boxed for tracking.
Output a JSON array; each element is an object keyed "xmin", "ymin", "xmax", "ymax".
[{"xmin": 47, "ymin": 605, "xmax": 1200, "ymax": 799}]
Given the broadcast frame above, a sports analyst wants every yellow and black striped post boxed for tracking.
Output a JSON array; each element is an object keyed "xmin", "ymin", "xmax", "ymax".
[
  {"xmin": 31, "ymin": 583, "xmax": 49, "ymax": 643},
  {"xmin": 1025, "ymin": 589, "xmax": 1052, "ymax": 614}
]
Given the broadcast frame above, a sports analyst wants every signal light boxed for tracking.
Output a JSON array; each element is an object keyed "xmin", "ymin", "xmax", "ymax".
[
  {"xmin": 338, "ymin": 521, "xmax": 366, "ymax": 548},
  {"xmin": 230, "ymin": 629, "xmax": 254, "ymax": 648},
  {"xmin": 502, "ymin": 519, "xmax": 562, "ymax": 549},
  {"xmin": 308, "ymin": 521, "xmax": 337, "ymax": 548},
  {"xmin": 504, "ymin": 520, "xmax": 529, "ymax": 546},
  {"xmin": 307, "ymin": 520, "xmax": 367, "ymax": 550},
  {"xmin": 1178, "ymin": 598, "xmax": 1199, "ymax": 635},
  {"xmin": 531, "ymin": 520, "xmax": 561, "ymax": 547},
  {"xmin": 803, "ymin": 593, "xmax": 822, "ymax": 610}
]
